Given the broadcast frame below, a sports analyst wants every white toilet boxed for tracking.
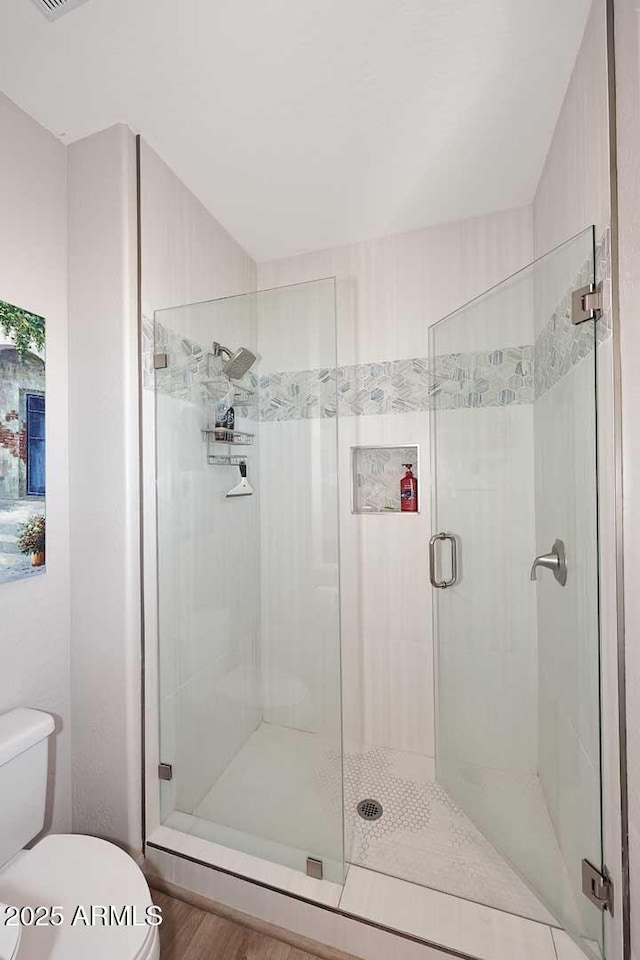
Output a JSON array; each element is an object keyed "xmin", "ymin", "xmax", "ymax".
[{"xmin": 0, "ymin": 708, "xmax": 160, "ymax": 960}]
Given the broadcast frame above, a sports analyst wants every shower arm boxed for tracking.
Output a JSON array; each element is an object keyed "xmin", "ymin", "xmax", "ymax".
[{"xmin": 212, "ymin": 342, "xmax": 233, "ymax": 360}]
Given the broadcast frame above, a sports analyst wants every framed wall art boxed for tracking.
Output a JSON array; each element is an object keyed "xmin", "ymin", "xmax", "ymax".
[{"xmin": 0, "ymin": 299, "xmax": 46, "ymax": 583}]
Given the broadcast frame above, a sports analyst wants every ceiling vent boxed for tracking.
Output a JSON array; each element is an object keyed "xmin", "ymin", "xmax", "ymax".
[{"xmin": 30, "ymin": 0, "xmax": 91, "ymax": 21}]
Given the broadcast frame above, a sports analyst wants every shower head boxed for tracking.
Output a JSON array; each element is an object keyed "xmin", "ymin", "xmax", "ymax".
[
  {"xmin": 213, "ymin": 341, "xmax": 258, "ymax": 380},
  {"xmin": 225, "ymin": 346, "xmax": 257, "ymax": 380}
]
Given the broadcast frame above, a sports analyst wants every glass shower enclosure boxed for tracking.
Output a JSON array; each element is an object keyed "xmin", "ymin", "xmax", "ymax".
[
  {"xmin": 147, "ymin": 228, "xmax": 608, "ymax": 960},
  {"xmin": 153, "ymin": 278, "xmax": 344, "ymax": 882},
  {"xmin": 429, "ymin": 227, "xmax": 604, "ymax": 957}
]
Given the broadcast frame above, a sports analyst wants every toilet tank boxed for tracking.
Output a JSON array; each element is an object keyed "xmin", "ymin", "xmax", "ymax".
[{"xmin": 0, "ymin": 708, "xmax": 55, "ymax": 868}]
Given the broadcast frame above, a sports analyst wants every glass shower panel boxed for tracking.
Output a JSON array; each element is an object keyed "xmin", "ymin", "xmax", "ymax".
[
  {"xmin": 154, "ymin": 278, "xmax": 343, "ymax": 882},
  {"xmin": 430, "ymin": 229, "xmax": 603, "ymax": 956}
]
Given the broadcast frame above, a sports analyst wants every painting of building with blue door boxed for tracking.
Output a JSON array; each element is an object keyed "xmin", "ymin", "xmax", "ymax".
[{"xmin": 0, "ymin": 299, "xmax": 45, "ymax": 583}]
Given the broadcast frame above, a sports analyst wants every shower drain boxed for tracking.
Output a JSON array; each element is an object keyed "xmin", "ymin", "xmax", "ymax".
[{"xmin": 357, "ymin": 798, "xmax": 383, "ymax": 821}]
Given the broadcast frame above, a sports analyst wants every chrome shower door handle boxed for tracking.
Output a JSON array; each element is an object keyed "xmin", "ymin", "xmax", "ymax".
[
  {"xmin": 429, "ymin": 533, "xmax": 458, "ymax": 589},
  {"xmin": 530, "ymin": 539, "xmax": 567, "ymax": 587}
]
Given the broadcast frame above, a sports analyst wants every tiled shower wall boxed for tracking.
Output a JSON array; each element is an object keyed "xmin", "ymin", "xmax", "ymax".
[
  {"xmin": 254, "ymin": 280, "xmax": 342, "ymax": 748},
  {"xmin": 145, "ymin": 304, "xmax": 540, "ymax": 769},
  {"xmin": 148, "ymin": 222, "xmax": 610, "ymax": 744},
  {"xmin": 257, "ymin": 207, "xmax": 535, "ymax": 765},
  {"xmin": 147, "ymin": 207, "xmax": 537, "ymax": 784}
]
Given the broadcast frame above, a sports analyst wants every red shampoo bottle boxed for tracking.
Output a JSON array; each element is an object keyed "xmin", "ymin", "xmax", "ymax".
[{"xmin": 400, "ymin": 463, "xmax": 418, "ymax": 512}]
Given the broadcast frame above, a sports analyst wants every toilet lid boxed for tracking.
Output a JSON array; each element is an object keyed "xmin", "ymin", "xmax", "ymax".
[
  {"xmin": 0, "ymin": 835, "xmax": 156, "ymax": 960},
  {"xmin": 0, "ymin": 904, "xmax": 20, "ymax": 960}
]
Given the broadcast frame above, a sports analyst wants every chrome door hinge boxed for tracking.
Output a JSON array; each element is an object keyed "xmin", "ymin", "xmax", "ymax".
[
  {"xmin": 582, "ymin": 859, "xmax": 614, "ymax": 915},
  {"xmin": 158, "ymin": 763, "xmax": 173, "ymax": 781},
  {"xmin": 153, "ymin": 353, "xmax": 168, "ymax": 370},
  {"xmin": 306, "ymin": 857, "xmax": 323, "ymax": 880},
  {"xmin": 572, "ymin": 283, "xmax": 603, "ymax": 324}
]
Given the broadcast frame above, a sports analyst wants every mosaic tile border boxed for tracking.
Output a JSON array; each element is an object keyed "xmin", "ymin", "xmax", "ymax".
[
  {"xmin": 145, "ymin": 334, "xmax": 536, "ymax": 418},
  {"xmin": 257, "ymin": 344, "xmax": 534, "ymax": 419},
  {"xmin": 259, "ymin": 367, "xmax": 338, "ymax": 420},
  {"xmin": 143, "ymin": 229, "xmax": 610, "ymax": 419}
]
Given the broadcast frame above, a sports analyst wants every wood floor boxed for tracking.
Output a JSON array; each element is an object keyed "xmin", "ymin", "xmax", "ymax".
[{"xmin": 153, "ymin": 890, "xmax": 327, "ymax": 960}]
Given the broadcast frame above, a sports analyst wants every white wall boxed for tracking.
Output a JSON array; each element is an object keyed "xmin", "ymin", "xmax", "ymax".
[
  {"xmin": 613, "ymin": 1, "xmax": 640, "ymax": 957},
  {"xmin": 258, "ymin": 207, "xmax": 534, "ymax": 760},
  {"xmin": 533, "ymin": 0, "xmax": 610, "ymax": 257},
  {"xmin": 67, "ymin": 124, "xmax": 141, "ymax": 851},
  {"xmin": 139, "ymin": 139, "xmax": 257, "ymax": 834},
  {"xmin": 0, "ymin": 93, "xmax": 71, "ymax": 834},
  {"xmin": 258, "ymin": 208, "xmax": 533, "ymax": 370},
  {"xmin": 140, "ymin": 141, "xmax": 257, "ymax": 318}
]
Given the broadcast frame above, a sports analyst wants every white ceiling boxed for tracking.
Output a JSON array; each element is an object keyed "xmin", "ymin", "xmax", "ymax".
[{"xmin": 0, "ymin": 0, "xmax": 592, "ymax": 261}]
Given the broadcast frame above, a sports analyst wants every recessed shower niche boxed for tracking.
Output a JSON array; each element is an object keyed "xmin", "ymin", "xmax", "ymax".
[{"xmin": 351, "ymin": 444, "xmax": 420, "ymax": 514}]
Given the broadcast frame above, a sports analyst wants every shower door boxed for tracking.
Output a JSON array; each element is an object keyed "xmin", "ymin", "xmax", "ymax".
[
  {"xmin": 153, "ymin": 278, "xmax": 344, "ymax": 884},
  {"xmin": 430, "ymin": 228, "xmax": 604, "ymax": 956}
]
